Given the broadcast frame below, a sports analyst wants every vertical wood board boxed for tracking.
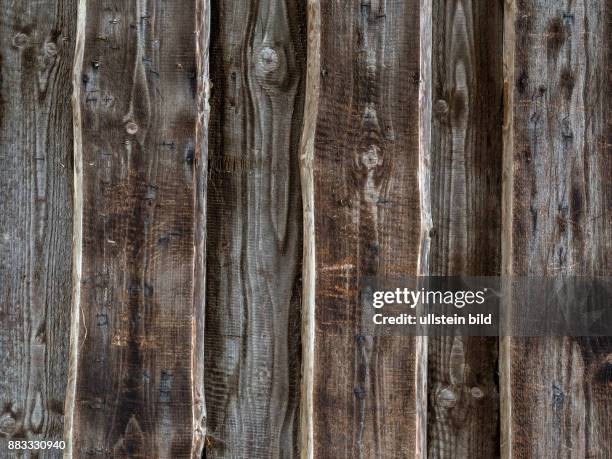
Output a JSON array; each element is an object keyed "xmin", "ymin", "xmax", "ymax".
[
  {"xmin": 427, "ymin": 0, "xmax": 503, "ymax": 457},
  {"xmin": 0, "ymin": 1, "xmax": 76, "ymax": 455},
  {"xmin": 502, "ymin": 0, "xmax": 612, "ymax": 457},
  {"xmin": 312, "ymin": 0, "xmax": 427, "ymax": 457},
  {"xmin": 67, "ymin": 0, "xmax": 199, "ymax": 456},
  {"xmin": 204, "ymin": 0, "xmax": 306, "ymax": 456}
]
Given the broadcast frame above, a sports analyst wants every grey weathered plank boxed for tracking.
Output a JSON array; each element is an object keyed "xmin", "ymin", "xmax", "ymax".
[
  {"xmin": 0, "ymin": 0, "xmax": 76, "ymax": 454},
  {"xmin": 502, "ymin": 0, "xmax": 611, "ymax": 457},
  {"xmin": 427, "ymin": 0, "xmax": 503, "ymax": 457},
  {"xmin": 204, "ymin": 0, "xmax": 306, "ymax": 456},
  {"xmin": 65, "ymin": 0, "xmax": 199, "ymax": 456},
  {"xmin": 311, "ymin": 0, "xmax": 428, "ymax": 457}
]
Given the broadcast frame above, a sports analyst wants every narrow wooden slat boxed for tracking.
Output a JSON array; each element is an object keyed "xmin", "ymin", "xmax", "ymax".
[
  {"xmin": 502, "ymin": 0, "xmax": 611, "ymax": 457},
  {"xmin": 0, "ymin": 0, "xmax": 76, "ymax": 452},
  {"xmin": 427, "ymin": 0, "xmax": 503, "ymax": 457},
  {"xmin": 298, "ymin": 0, "xmax": 321, "ymax": 457},
  {"xmin": 66, "ymin": 0, "xmax": 199, "ymax": 456},
  {"xmin": 204, "ymin": 0, "xmax": 306, "ymax": 456},
  {"xmin": 193, "ymin": 0, "xmax": 211, "ymax": 456},
  {"xmin": 312, "ymin": 1, "xmax": 428, "ymax": 456}
]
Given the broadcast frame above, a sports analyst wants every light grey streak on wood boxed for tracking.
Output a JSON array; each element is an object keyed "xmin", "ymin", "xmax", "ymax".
[
  {"xmin": 0, "ymin": 1, "xmax": 76, "ymax": 456},
  {"xmin": 419, "ymin": 0, "xmax": 433, "ymax": 456},
  {"xmin": 64, "ymin": 0, "xmax": 87, "ymax": 455},
  {"xmin": 298, "ymin": 0, "xmax": 321, "ymax": 457},
  {"xmin": 193, "ymin": 0, "xmax": 211, "ymax": 455}
]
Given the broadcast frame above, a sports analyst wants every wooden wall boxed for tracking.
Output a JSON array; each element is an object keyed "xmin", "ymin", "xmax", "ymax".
[{"xmin": 0, "ymin": 0, "xmax": 609, "ymax": 458}]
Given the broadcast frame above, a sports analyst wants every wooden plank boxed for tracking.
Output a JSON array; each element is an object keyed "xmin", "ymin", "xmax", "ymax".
[
  {"xmin": 65, "ymin": 0, "xmax": 199, "ymax": 456},
  {"xmin": 427, "ymin": 0, "xmax": 503, "ymax": 457},
  {"xmin": 0, "ymin": 0, "xmax": 76, "ymax": 452},
  {"xmin": 311, "ymin": 0, "xmax": 429, "ymax": 456},
  {"xmin": 298, "ymin": 0, "xmax": 321, "ymax": 456},
  {"xmin": 204, "ymin": 0, "xmax": 306, "ymax": 456},
  {"xmin": 193, "ymin": 0, "xmax": 210, "ymax": 456},
  {"xmin": 502, "ymin": 0, "xmax": 611, "ymax": 457}
]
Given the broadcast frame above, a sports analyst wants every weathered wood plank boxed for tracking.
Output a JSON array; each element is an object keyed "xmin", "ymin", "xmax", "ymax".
[
  {"xmin": 193, "ymin": 0, "xmax": 210, "ymax": 455},
  {"xmin": 312, "ymin": 1, "xmax": 428, "ymax": 456},
  {"xmin": 204, "ymin": 0, "xmax": 306, "ymax": 456},
  {"xmin": 0, "ymin": 0, "xmax": 76, "ymax": 453},
  {"xmin": 298, "ymin": 1, "xmax": 320, "ymax": 457},
  {"xmin": 427, "ymin": 0, "xmax": 503, "ymax": 457},
  {"xmin": 502, "ymin": 0, "xmax": 612, "ymax": 457},
  {"xmin": 66, "ymin": 0, "xmax": 199, "ymax": 456}
]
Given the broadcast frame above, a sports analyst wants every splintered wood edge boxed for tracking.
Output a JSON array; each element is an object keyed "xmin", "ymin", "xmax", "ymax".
[
  {"xmin": 416, "ymin": 0, "xmax": 433, "ymax": 456},
  {"xmin": 193, "ymin": 0, "xmax": 210, "ymax": 456},
  {"xmin": 64, "ymin": 0, "xmax": 87, "ymax": 457},
  {"xmin": 500, "ymin": 1, "xmax": 516, "ymax": 458},
  {"xmin": 298, "ymin": 1, "xmax": 320, "ymax": 458}
]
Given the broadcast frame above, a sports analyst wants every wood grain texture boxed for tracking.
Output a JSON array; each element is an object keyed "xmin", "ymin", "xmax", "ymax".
[
  {"xmin": 204, "ymin": 0, "xmax": 306, "ymax": 456},
  {"xmin": 427, "ymin": 0, "xmax": 503, "ymax": 457},
  {"xmin": 66, "ymin": 0, "xmax": 199, "ymax": 456},
  {"xmin": 0, "ymin": 0, "xmax": 76, "ymax": 454},
  {"xmin": 502, "ymin": 0, "xmax": 611, "ymax": 457},
  {"xmin": 298, "ymin": 0, "xmax": 321, "ymax": 457},
  {"xmin": 312, "ymin": 1, "xmax": 427, "ymax": 457},
  {"xmin": 193, "ymin": 0, "xmax": 210, "ymax": 455}
]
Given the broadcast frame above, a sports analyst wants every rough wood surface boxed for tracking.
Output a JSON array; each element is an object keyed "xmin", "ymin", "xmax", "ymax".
[
  {"xmin": 427, "ymin": 0, "xmax": 503, "ymax": 457},
  {"xmin": 0, "ymin": 0, "xmax": 76, "ymax": 454},
  {"xmin": 204, "ymin": 0, "xmax": 306, "ymax": 456},
  {"xmin": 66, "ymin": 0, "xmax": 199, "ymax": 456},
  {"xmin": 312, "ymin": 1, "xmax": 427, "ymax": 456},
  {"xmin": 193, "ymin": 0, "xmax": 210, "ymax": 455},
  {"xmin": 298, "ymin": 1, "xmax": 321, "ymax": 457},
  {"xmin": 502, "ymin": 0, "xmax": 612, "ymax": 457}
]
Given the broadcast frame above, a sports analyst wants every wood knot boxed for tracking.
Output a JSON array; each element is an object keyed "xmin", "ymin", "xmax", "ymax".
[
  {"xmin": 12, "ymin": 32, "xmax": 29, "ymax": 48},
  {"xmin": 361, "ymin": 146, "xmax": 381, "ymax": 170},
  {"xmin": 125, "ymin": 122, "xmax": 139, "ymax": 135},
  {"xmin": 470, "ymin": 386, "xmax": 484, "ymax": 399},
  {"xmin": 434, "ymin": 99, "xmax": 449, "ymax": 117},
  {"xmin": 436, "ymin": 387, "xmax": 457, "ymax": 408},
  {"xmin": 0, "ymin": 413, "xmax": 17, "ymax": 436},
  {"xmin": 44, "ymin": 42, "xmax": 58, "ymax": 57},
  {"xmin": 254, "ymin": 45, "xmax": 287, "ymax": 87}
]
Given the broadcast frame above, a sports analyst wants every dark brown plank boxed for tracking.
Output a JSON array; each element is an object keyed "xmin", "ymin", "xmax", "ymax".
[
  {"xmin": 65, "ymin": 0, "xmax": 199, "ymax": 456},
  {"xmin": 502, "ymin": 0, "xmax": 612, "ymax": 457},
  {"xmin": 204, "ymin": 0, "xmax": 306, "ymax": 456},
  {"xmin": 312, "ymin": 0, "xmax": 428, "ymax": 456},
  {"xmin": 427, "ymin": 0, "xmax": 503, "ymax": 457},
  {"xmin": 0, "ymin": 0, "xmax": 76, "ymax": 453}
]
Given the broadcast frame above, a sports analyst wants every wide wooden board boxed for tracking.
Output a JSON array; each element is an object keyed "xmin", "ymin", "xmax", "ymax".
[
  {"xmin": 311, "ymin": 1, "xmax": 428, "ymax": 456},
  {"xmin": 66, "ymin": 1, "xmax": 199, "ymax": 456},
  {"xmin": 502, "ymin": 0, "xmax": 612, "ymax": 457},
  {"xmin": 0, "ymin": 0, "xmax": 76, "ymax": 455},
  {"xmin": 204, "ymin": 0, "xmax": 306, "ymax": 456}
]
